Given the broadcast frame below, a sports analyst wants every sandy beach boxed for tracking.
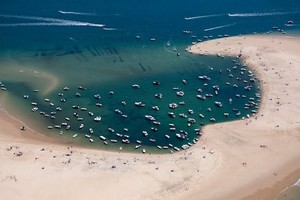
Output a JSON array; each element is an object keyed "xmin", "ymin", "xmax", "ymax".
[{"xmin": 1, "ymin": 34, "xmax": 300, "ymax": 200}]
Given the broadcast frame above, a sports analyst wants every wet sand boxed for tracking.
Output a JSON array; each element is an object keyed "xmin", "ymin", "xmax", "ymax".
[{"xmin": 0, "ymin": 34, "xmax": 300, "ymax": 200}]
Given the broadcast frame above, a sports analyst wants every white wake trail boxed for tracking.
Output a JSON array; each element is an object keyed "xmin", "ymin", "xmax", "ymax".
[
  {"xmin": 184, "ymin": 14, "xmax": 224, "ymax": 20},
  {"xmin": 228, "ymin": 11, "xmax": 299, "ymax": 17},
  {"xmin": 58, "ymin": 10, "xmax": 97, "ymax": 16}
]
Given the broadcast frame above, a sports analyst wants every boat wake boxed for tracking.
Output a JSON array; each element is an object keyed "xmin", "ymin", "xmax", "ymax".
[
  {"xmin": 228, "ymin": 11, "xmax": 299, "ymax": 17},
  {"xmin": 0, "ymin": 14, "xmax": 105, "ymax": 28},
  {"xmin": 184, "ymin": 14, "xmax": 224, "ymax": 21},
  {"xmin": 58, "ymin": 10, "xmax": 97, "ymax": 16},
  {"xmin": 204, "ymin": 23, "xmax": 236, "ymax": 32}
]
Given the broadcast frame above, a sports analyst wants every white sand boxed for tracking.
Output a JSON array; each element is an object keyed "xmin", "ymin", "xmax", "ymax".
[{"xmin": 0, "ymin": 35, "xmax": 300, "ymax": 200}]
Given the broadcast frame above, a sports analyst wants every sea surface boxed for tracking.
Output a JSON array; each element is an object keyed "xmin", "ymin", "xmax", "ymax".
[{"xmin": 0, "ymin": 0, "xmax": 299, "ymax": 154}]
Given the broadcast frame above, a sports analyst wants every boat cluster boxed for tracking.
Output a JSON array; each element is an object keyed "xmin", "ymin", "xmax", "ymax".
[{"xmin": 18, "ymin": 58, "xmax": 260, "ymax": 153}]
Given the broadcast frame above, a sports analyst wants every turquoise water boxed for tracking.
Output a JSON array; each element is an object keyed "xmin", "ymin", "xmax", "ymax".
[{"xmin": 0, "ymin": 0, "xmax": 300, "ymax": 153}]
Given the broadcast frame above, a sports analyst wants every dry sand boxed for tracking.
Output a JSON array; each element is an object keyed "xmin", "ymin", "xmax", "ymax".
[{"xmin": 0, "ymin": 34, "xmax": 300, "ymax": 200}]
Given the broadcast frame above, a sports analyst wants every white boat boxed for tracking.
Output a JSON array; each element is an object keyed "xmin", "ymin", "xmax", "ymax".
[
  {"xmin": 153, "ymin": 121, "xmax": 161, "ymax": 125},
  {"xmin": 142, "ymin": 131, "xmax": 148, "ymax": 137},
  {"xmin": 152, "ymin": 106, "xmax": 159, "ymax": 111},
  {"xmin": 122, "ymin": 139, "xmax": 130, "ymax": 144},
  {"xmin": 54, "ymin": 125, "xmax": 61, "ymax": 129},
  {"xmin": 132, "ymin": 84, "xmax": 140, "ymax": 89},
  {"xmin": 72, "ymin": 134, "xmax": 78, "ymax": 138},
  {"xmin": 88, "ymin": 112, "xmax": 94, "ymax": 116},
  {"xmin": 198, "ymin": 75, "xmax": 211, "ymax": 80},
  {"xmin": 174, "ymin": 147, "xmax": 180, "ymax": 151},
  {"xmin": 108, "ymin": 128, "xmax": 115, "ymax": 133},
  {"xmin": 135, "ymin": 102, "xmax": 145, "ymax": 107},
  {"xmin": 115, "ymin": 109, "xmax": 122, "ymax": 114},
  {"xmin": 215, "ymin": 101, "xmax": 223, "ymax": 107},
  {"xmin": 149, "ymin": 138, "xmax": 156, "ymax": 143},
  {"xmin": 179, "ymin": 113, "xmax": 187, "ymax": 118},
  {"xmin": 169, "ymin": 103, "xmax": 178, "ymax": 109},
  {"xmin": 94, "ymin": 116, "xmax": 102, "ymax": 122},
  {"xmin": 94, "ymin": 94, "xmax": 101, "ymax": 99},
  {"xmin": 154, "ymin": 93, "xmax": 163, "ymax": 99},
  {"xmin": 210, "ymin": 118, "xmax": 216, "ymax": 122},
  {"xmin": 199, "ymin": 113, "xmax": 205, "ymax": 118},
  {"xmin": 145, "ymin": 115, "xmax": 155, "ymax": 121},
  {"xmin": 176, "ymin": 91, "xmax": 184, "ymax": 97},
  {"xmin": 100, "ymin": 135, "xmax": 106, "ymax": 141},
  {"xmin": 168, "ymin": 112, "xmax": 176, "ymax": 118}
]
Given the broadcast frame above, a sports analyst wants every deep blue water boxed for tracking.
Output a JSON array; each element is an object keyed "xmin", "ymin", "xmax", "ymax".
[{"xmin": 0, "ymin": 0, "xmax": 299, "ymax": 153}]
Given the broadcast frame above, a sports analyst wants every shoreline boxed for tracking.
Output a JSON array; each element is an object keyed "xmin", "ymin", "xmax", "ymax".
[
  {"xmin": 0, "ymin": 34, "xmax": 300, "ymax": 200},
  {"xmin": 185, "ymin": 34, "xmax": 300, "ymax": 200}
]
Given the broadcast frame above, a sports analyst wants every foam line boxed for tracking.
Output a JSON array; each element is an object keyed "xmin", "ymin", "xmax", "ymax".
[
  {"xmin": 204, "ymin": 23, "xmax": 236, "ymax": 32},
  {"xmin": 228, "ymin": 11, "xmax": 299, "ymax": 17},
  {"xmin": 184, "ymin": 14, "xmax": 224, "ymax": 20},
  {"xmin": 58, "ymin": 10, "xmax": 97, "ymax": 16}
]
